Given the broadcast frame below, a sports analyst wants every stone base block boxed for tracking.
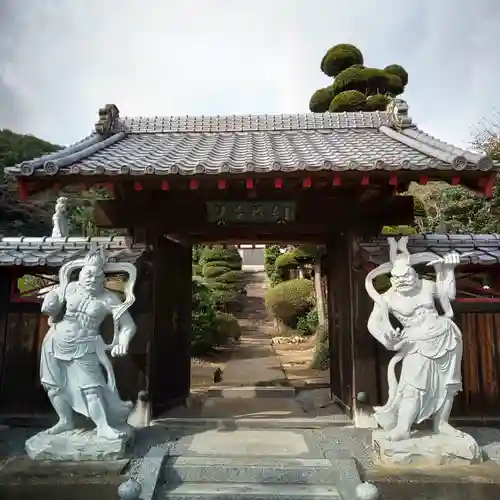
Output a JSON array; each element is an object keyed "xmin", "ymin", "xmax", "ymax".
[
  {"xmin": 25, "ymin": 425, "xmax": 135, "ymax": 461},
  {"xmin": 373, "ymin": 429, "xmax": 483, "ymax": 466}
]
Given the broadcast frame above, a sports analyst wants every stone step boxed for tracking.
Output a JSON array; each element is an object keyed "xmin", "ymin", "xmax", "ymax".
[
  {"xmin": 162, "ymin": 456, "xmax": 336, "ymax": 485},
  {"xmin": 158, "ymin": 482, "xmax": 341, "ymax": 499},
  {"xmin": 154, "ymin": 415, "xmax": 352, "ymax": 430},
  {"xmin": 206, "ymin": 386, "xmax": 296, "ymax": 399}
]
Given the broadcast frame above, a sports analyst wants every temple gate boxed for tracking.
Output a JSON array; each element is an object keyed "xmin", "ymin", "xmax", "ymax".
[{"xmin": 4, "ymin": 100, "xmax": 499, "ymax": 419}]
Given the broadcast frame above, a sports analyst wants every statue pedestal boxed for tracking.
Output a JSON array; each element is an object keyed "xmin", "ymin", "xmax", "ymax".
[
  {"xmin": 373, "ymin": 429, "xmax": 482, "ymax": 467},
  {"xmin": 25, "ymin": 426, "xmax": 135, "ymax": 461}
]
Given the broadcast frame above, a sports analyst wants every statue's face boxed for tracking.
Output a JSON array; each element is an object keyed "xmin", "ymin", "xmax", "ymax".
[
  {"xmin": 79, "ymin": 265, "xmax": 105, "ymax": 294},
  {"xmin": 390, "ymin": 262, "xmax": 418, "ymax": 293},
  {"xmin": 56, "ymin": 200, "xmax": 67, "ymax": 213}
]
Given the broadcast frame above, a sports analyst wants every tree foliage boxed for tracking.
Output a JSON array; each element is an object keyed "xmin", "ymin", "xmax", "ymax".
[
  {"xmin": 0, "ymin": 129, "xmax": 62, "ymax": 235},
  {"xmin": 310, "ymin": 43, "xmax": 408, "ymax": 113}
]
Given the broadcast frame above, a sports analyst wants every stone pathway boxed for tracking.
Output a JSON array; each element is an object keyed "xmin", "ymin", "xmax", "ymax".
[{"xmin": 218, "ymin": 271, "xmax": 287, "ymax": 388}]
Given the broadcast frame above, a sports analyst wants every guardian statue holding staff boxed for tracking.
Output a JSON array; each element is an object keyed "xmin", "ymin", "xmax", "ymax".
[
  {"xmin": 365, "ymin": 236, "xmax": 463, "ymax": 442},
  {"xmin": 38, "ymin": 243, "xmax": 137, "ymax": 440}
]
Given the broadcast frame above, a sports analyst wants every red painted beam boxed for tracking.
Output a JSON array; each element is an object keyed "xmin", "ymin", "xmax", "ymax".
[
  {"xmin": 389, "ymin": 173, "xmax": 398, "ymax": 186},
  {"xmin": 274, "ymin": 178, "xmax": 283, "ymax": 189},
  {"xmin": 245, "ymin": 178, "xmax": 254, "ymax": 189},
  {"xmin": 456, "ymin": 298, "xmax": 500, "ymax": 303},
  {"xmin": 189, "ymin": 179, "xmax": 199, "ymax": 190},
  {"xmin": 451, "ymin": 176, "xmax": 460, "ymax": 185},
  {"xmin": 18, "ymin": 180, "xmax": 28, "ymax": 201},
  {"xmin": 480, "ymin": 174, "xmax": 495, "ymax": 198},
  {"xmin": 302, "ymin": 177, "xmax": 312, "ymax": 188},
  {"xmin": 419, "ymin": 175, "xmax": 428, "ymax": 185}
]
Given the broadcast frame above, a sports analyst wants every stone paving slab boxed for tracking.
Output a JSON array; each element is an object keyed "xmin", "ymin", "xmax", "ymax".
[{"xmin": 162, "ymin": 429, "xmax": 326, "ymax": 459}]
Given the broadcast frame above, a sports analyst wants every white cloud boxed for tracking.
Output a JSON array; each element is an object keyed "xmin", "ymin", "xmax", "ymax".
[{"xmin": 1, "ymin": 0, "xmax": 499, "ymax": 149}]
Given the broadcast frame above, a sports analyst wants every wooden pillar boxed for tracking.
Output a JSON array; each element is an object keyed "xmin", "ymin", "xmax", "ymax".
[
  {"xmin": 350, "ymin": 237, "xmax": 380, "ymax": 407},
  {"xmin": 0, "ymin": 268, "xmax": 10, "ymax": 408},
  {"xmin": 325, "ymin": 233, "xmax": 354, "ymax": 410},
  {"xmin": 148, "ymin": 235, "xmax": 192, "ymax": 417}
]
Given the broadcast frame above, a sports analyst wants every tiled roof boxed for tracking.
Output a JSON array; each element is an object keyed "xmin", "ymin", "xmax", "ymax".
[
  {"xmin": 6, "ymin": 100, "xmax": 498, "ymax": 178},
  {"xmin": 0, "ymin": 236, "xmax": 145, "ymax": 267},
  {"xmin": 360, "ymin": 234, "xmax": 500, "ymax": 266}
]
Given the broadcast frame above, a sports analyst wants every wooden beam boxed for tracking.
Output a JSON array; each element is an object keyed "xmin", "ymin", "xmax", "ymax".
[{"xmin": 18, "ymin": 180, "xmax": 28, "ymax": 201}]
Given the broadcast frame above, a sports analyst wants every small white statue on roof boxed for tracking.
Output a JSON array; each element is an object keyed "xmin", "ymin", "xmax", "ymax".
[
  {"xmin": 51, "ymin": 196, "xmax": 70, "ymax": 238},
  {"xmin": 365, "ymin": 236, "xmax": 464, "ymax": 442}
]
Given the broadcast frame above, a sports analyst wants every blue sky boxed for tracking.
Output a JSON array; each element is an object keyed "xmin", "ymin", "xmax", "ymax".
[{"xmin": 1, "ymin": 0, "xmax": 499, "ymax": 149}]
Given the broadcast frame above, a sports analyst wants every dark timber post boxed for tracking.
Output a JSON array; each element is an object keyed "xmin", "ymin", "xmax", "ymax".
[
  {"xmin": 0, "ymin": 268, "xmax": 10, "ymax": 408},
  {"xmin": 325, "ymin": 233, "xmax": 354, "ymax": 411},
  {"xmin": 149, "ymin": 235, "xmax": 192, "ymax": 417}
]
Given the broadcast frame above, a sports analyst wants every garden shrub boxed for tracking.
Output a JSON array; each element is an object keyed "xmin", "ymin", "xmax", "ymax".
[
  {"xmin": 296, "ymin": 309, "xmax": 319, "ymax": 335},
  {"xmin": 264, "ymin": 245, "xmax": 283, "ymax": 286},
  {"xmin": 200, "ymin": 245, "xmax": 245, "ymax": 312},
  {"xmin": 214, "ymin": 311, "xmax": 242, "ymax": 344},
  {"xmin": 274, "ymin": 251, "xmax": 298, "ymax": 271},
  {"xmin": 311, "ymin": 325, "xmax": 330, "ymax": 370},
  {"xmin": 265, "ymin": 278, "xmax": 315, "ymax": 327},
  {"xmin": 191, "ymin": 279, "xmax": 218, "ymax": 355},
  {"xmin": 203, "ymin": 265, "xmax": 229, "ymax": 279}
]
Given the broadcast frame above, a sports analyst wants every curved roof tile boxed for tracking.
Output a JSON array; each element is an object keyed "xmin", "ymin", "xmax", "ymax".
[{"xmin": 5, "ymin": 101, "xmax": 500, "ymax": 178}]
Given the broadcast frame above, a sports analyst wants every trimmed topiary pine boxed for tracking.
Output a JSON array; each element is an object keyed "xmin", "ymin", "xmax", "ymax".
[
  {"xmin": 201, "ymin": 245, "xmax": 245, "ymax": 313},
  {"xmin": 329, "ymin": 90, "xmax": 366, "ymax": 112},
  {"xmin": 384, "ymin": 64, "xmax": 409, "ymax": 86},
  {"xmin": 310, "ymin": 42, "xmax": 409, "ymax": 114},
  {"xmin": 320, "ymin": 44, "xmax": 364, "ymax": 77},
  {"xmin": 364, "ymin": 94, "xmax": 390, "ymax": 112},
  {"xmin": 309, "ymin": 87, "xmax": 334, "ymax": 113}
]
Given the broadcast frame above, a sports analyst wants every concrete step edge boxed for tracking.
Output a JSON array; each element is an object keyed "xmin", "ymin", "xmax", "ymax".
[
  {"xmin": 164, "ymin": 456, "xmax": 331, "ymax": 467},
  {"xmin": 206, "ymin": 386, "xmax": 296, "ymax": 398},
  {"xmin": 159, "ymin": 481, "xmax": 341, "ymax": 499},
  {"xmin": 153, "ymin": 416, "xmax": 352, "ymax": 430}
]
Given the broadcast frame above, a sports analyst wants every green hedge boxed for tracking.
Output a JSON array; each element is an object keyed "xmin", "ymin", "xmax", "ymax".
[
  {"xmin": 214, "ymin": 311, "xmax": 242, "ymax": 343},
  {"xmin": 265, "ymin": 278, "xmax": 315, "ymax": 326},
  {"xmin": 191, "ymin": 280, "xmax": 218, "ymax": 355},
  {"xmin": 311, "ymin": 325, "xmax": 330, "ymax": 370}
]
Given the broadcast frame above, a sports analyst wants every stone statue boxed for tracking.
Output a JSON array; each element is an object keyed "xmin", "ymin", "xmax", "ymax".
[
  {"xmin": 365, "ymin": 236, "xmax": 464, "ymax": 442},
  {"xmin": 51, "ymin": 196, "xmax": 70, "ymax": 237},
  {"xmin": 38, "ymin": 243, "xmax": 137, "ymax": 440}
]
